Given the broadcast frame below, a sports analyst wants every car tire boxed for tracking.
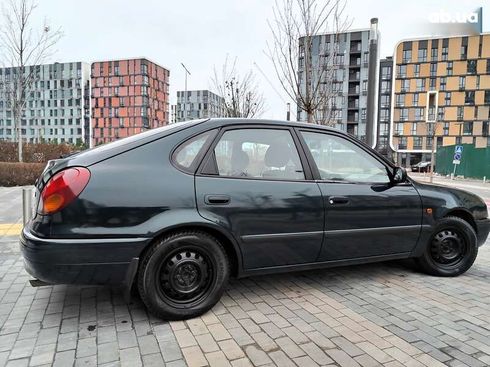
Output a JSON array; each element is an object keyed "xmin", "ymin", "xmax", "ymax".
[
  {"xmin": 138, "ymin": 230, "xmax": 229, "ymax": 320},
  {"xmin": 416, "ymin": 216, "xmax": 478, "ymax": 277}
]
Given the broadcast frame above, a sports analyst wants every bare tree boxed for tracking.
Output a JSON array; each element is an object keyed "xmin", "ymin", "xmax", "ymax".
[
  {"xmin": 0, "ymin": 0, "xmax": 62, "ymax": 162},
  {"xmin": 267, "ymin": 0, "xmax": 350, "ymax": 125},
  {"xmin": 212, "ymin": 56, "xmax": 265, "ymax": 118}
]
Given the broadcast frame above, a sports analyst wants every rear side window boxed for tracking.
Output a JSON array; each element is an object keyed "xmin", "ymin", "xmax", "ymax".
[
  {"xmin": 212, "ymin": 128, "xmax": 305, "ymax": 180},
  {"xmin": 172, "ymin": 130, "xmax": 215, "ymax": 173}
]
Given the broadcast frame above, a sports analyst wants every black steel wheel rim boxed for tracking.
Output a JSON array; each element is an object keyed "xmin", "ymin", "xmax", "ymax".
[
  {"xmin": 430, "ymin": 228, "xmax": 467, "ymax": 268},
  {"xmin": 157, "ymin": 246, "xmax": 215, "ymax": 307}
]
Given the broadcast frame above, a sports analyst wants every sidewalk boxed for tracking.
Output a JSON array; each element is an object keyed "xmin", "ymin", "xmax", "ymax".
[{"xmin": 409, "ymin": 172, "xmax": 490, "ymax": 189}]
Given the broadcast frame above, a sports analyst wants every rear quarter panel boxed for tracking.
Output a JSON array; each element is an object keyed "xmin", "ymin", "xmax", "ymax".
[{"xmin": 31, "ymin": 125, "xmax": 208, "ymax": 240}]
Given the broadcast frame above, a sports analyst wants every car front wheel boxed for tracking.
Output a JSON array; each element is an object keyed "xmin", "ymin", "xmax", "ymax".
[
  {"xmin": 416, "ymin": 216, "xmax": 478, "ymax": 277},
  {"xmin": 138, "ymin": 230, "xmax": 229, "ymax": 320}
]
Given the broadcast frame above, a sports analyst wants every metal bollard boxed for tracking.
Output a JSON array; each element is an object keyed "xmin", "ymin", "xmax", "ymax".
[{"xmin": 22, "ymin": 188, "xmax": 33, "ymax": 225}]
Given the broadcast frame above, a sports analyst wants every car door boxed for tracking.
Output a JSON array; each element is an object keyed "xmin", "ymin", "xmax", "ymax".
[
  {"xmin": 298, "ymin": 129, "xmax": 422, "ymax": 261},
  {"xmin": 195, "ymin": 125, "xmax": 325, "ymax": 270}
]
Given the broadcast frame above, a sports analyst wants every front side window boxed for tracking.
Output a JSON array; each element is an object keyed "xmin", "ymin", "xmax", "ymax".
[
  {"xmin": 213, "ymin": 129, "xmax": 304, "ymax": 180},
  {"xmin": 301, "ymin": 131, "xmax": 389, "ymax": 184}
]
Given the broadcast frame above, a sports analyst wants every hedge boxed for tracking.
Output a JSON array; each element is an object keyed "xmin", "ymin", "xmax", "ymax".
[
  {"xmin": 0, "ymin": 162, "xmax": 45, "ymax": 187},
  {"xmin": 0, "ymin": 141, "xmax": 76, "ymax": 163}
]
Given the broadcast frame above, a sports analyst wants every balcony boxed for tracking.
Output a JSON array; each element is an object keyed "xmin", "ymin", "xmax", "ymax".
[
  {"xmin": 348, "ymin": 87, "xmax": 360, "ymax": 95},
  {"xmin": 349, "ymin": 73, "xmax": 360, "ymax": 81},
  {"xmin": 350, "ymin": 43, "xmax": 362, "ymax": 53}
]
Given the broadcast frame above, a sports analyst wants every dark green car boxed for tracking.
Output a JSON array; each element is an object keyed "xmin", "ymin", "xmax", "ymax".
[{"xmin": 21, "ymin": 118, "xmax": 490, "ymax": 319}]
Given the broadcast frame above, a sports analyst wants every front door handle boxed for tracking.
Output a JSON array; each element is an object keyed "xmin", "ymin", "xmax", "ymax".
[
  {"xmin": 204, "ymin": 195, "xmax": 231, "ymax": 205},
  {"xmin": 328, "ymin": 196, "xmax": 349, "ymax": 205}
]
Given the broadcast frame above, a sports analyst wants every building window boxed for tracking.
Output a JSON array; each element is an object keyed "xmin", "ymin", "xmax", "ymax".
[
  {"xmin": 467, "ymin": 60, "xmax": 477, "ymax": 74},
  {"xmin": 401, "ymin": 79, "xmax": 409, "ymax": 93},
  {"xmin": 429, "ymin": 78, "xmax": 436, "ymax": 90},
  {"xmin": 431, "ymin": 47, "xmax": 438, "ymax": 61},
  {"xmin": 487, "ymin": 59, "xmax": 490, "ymax": 74},
  {"xmin": 411, "ymin": 122, "xmax": 417, "ymax": 135},
  {"xmin": 413, "ymin": 137, "xmax": 422, "ymax": 149},
  {"xmin": 418, "ymin": 48, "xmax": 427, "ymax": 62},
  {"xmin": 465, "ymin": 91, "xmax": 475, "ymax": 105},
  {"xmin": 485, "ymin": 90, "xmax": 490, "ymax": 104},
  {"xmin": 416, "ymin": 78, "xmax": 425, "ymax": 92},
  {"xmin": 445, "ymin": 92, "xmax": 451, "ymax": 106},
  {"xmin": 438, "ymin": 107, "xmax": 445, "ymax": 120},
  {"xmin": 381, "ymin": 80, "xmax": 391, "ymax": 93},
  {"xmin": 380, "ymin": 95, "xmax": 390, "ymax": 108},
  {"xmin": 461, "ymin": 45, "xmax": 468, "ymax": 59},
  {"xmin": 429, "ymin": 63, "xmax": 437, "ymax": 77},
  {"xmin": 400, "ymin": 108, "xmax": 408, "ymax": 121},
  {"xmin": 395, "ymin": 94, "xmax": 405, "ymax": 107},
  {"xmin": 381, "ymin": 66, "xmax": 392, "ymax": 79},
  {"xmin": 380, "ymin": 109, "xmax": 389, "ymax": 122},
  {"xmin": 440, "ymin": 77, "xmax": 447, "ymax": 91},
  {"xmin": 414, "ymin": 64, "xmax": 420, "ymax": 77},
  {"xmin": 413, "ymin": 93, "xmax": 419, "ymax": 106},
  {"xmin": 415, "ymin": 108, "xmax": 424, "ymax": 121},
  {"xmin": 457, "ymin": 106, "xmax": 464, "ymax": 121},
  {"xmin": 443, "ymin": 122, "xmax": 449, "ymax": 136},
  {"xmin": 459, "ymin": 76, "xmax": 466, "ymax": 89},
  {"xmin": 399, "ymin": 137, "xmax": 407, "ymax": 149},
  {"xmin": 441, "ymin": 47, "xmax": 448, "ymax": 61},
  {"xmin": 446, "ymin": 61, "xmax": 453, "ymax": 76},
  {"xmin": 463, "ymin": 121, "xmax": 473, "ymax": 135},
  {"xmin": 482, "ymin": 121, "xmax": 489, "ymax": 137},
  {"xmin": 361, "ymin": 108, "xmax": 367, "ymax": 121},
  {"xmin": 362, "ymin": 80, "xmax": 368, "ymax": 92},
  {"xmin": 397, "ymin": 64, "xmax": 407, "ymax": 78},
  {"xmin": 402, "ymin": 50, "xmax": 412, "ymax": 63}
]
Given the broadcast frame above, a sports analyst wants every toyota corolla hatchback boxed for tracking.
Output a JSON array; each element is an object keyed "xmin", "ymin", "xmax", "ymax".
[{"xmin": 21, "ymin": 118, "xmax": 490, "ymax": 320}]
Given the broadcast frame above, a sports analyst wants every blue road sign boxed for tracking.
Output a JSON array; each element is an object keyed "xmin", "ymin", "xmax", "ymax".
[
  {"xmin": 455, "ymin": 145, "xmax": 463, "ymax": 154},
  {"xmin": 454, "ymin": 152, "xmax": 462, "ymax": 161}
]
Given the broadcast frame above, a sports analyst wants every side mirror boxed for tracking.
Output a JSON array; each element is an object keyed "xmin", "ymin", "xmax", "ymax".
[{"xmin": 393, "ymin": 166, "xmax": 407, "ymax": 183}]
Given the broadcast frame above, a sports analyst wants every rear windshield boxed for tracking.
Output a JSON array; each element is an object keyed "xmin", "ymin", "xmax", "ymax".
[{"xmin": 84, "ymin": 119, "xmax": 205, "ymax": 156}]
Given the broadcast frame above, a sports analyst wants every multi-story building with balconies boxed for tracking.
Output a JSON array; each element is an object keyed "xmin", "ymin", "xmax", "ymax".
[
  {"xmin": 391, "ymin": 34, "xmax": 490, "ymax": 165},
  {"xmin": 0, "ymin": 62, "xmax": 91, "ymax": 145},
  {"xmin": 376, "ymin": 57, "xmax": 394, "ymax": 157},
  {"xmin": 297, "ymin": 29, "xmax": 378, "ymax": 141},
  {"xmin": 175, "ymin": 90, "xmax": 224, "ymax": 122},
  {"xmin": 91, "ymin": 58, "xmax": 170, "ymax": 146}
]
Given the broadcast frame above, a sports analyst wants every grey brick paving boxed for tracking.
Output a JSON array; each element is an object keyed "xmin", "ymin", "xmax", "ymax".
[{"xmin": 1, "ymin": 186, "xmax": 490, "ymax": 366}]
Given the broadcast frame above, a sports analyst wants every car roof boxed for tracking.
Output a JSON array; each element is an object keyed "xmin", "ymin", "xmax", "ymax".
[{"xmin": 205, "ymin": 118, "xmax": 339, "ymax": 132}]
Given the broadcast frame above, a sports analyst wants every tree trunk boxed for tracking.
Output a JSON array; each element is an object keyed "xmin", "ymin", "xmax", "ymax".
[
  {"xmin": 307, "ymin": 111, "xmax": 314, "ymax": 124},
  {"xmin": 15, "ymin": 107, "xmax": 23, "ymax": 162}
]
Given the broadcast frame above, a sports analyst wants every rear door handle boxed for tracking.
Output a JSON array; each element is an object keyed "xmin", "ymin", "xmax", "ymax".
[
  {"xmin": 328, "ymin": 196, "xmax": 349, "ymax": 205},
  {"xmin": 204, "ymin": 195, "xmax": 231, "ymax": 205}
]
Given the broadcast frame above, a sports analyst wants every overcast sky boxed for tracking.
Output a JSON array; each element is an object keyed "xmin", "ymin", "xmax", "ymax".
[{"xmin": 36, "ymin": 0, "xmax": 488, "ymax": 120}]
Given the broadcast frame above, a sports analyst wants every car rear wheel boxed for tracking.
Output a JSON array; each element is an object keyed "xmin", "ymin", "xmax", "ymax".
[
  {"xmin": 138, "ymin": 230, "xmax": 229, "ymax": 320},
  {"xmin": 416, "ymin": 216, "xmax": 478, "ymax": 277}
]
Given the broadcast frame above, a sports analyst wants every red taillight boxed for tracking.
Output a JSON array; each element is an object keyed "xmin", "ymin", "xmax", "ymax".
[{"xmin": 39, "ymin": 167, "xmax": 91, "ymax": 215}]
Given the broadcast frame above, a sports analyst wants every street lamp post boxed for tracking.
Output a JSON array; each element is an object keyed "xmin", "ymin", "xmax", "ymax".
[{"xmin": 181, "ymin": 63, "xmax": 191, "ymax": 121}]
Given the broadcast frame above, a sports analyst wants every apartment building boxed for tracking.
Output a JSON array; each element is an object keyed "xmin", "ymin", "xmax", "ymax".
[
  {"xmin": 176, "ymin": 90, "xmax": 224, "ymax": 122},
  {"xmin": 297, "ymin": 29, "xmax": 378, "ymax": 141},
  {"xmin": 375, "ymin": 57, "xmax": 394, "ymax": 157},
  {"xmin": 391, "ymin": 34, "xmax": 490, "ymax": 165},
  {"xmin": 0, "ymin": 62, "xmax": 91, "ymax": 145},
  {"xmin": 91, "ymin": 58, "xmax": 170, "ymax": 146}
]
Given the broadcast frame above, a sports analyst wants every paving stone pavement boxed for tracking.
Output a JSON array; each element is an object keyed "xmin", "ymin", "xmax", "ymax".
[{"xmin": 0, "ymin": 187, "xmax": 489, "ymax": 366}]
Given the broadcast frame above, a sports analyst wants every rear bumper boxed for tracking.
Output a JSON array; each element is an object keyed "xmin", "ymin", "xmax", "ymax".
[
  {"xmin": 476, "ymin": 218, "xmax": 490, "ymax": 247},
  {"xmin": 20, "ymin": 226, "xmax": 149, "ymax": 285}
]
